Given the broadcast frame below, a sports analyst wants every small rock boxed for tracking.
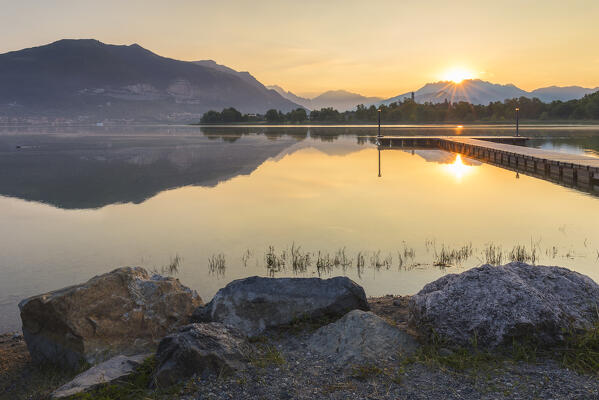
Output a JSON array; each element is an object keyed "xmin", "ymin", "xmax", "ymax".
[
  {"xmin": 192, "ymin": 276, "xmax": 369, "ymax": 337},
  {"xmin": 438, "ymin": 348, "xmax": 454, "ymax": 357},
  {"xmin": 308, "ymin": 310, "xmax": 418, "ymax": 368},
  {"xmin": 152, "ymin": 323, "xmax": 249, "ymax": 388},
  {"xmin": 51, "ymin": 353, "xmax": 151, "ymax": 398}
]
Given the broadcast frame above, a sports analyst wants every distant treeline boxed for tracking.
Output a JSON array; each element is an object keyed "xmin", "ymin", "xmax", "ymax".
[
  {"xmin": 199, "ymin": 91, "xmax": 599, "ymax": 123},
  {"xmin": 200, "ymin": 108, "xmax": 308, "ymax": 123}
]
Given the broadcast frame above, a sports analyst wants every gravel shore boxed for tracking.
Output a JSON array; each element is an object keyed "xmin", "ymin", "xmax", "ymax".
[{"xmin": 2, "ymin": 296, "xmax": 598, "ymax": 400}]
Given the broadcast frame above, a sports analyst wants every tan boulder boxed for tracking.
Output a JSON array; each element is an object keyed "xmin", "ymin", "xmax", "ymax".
[{"xmin": 19, "ymin": 267, "xmax": 203, "ymax": 368}]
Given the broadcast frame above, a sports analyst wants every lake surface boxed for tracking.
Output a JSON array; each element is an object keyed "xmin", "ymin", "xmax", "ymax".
[{"xmin": 1, "ymin": 124, "xmax": 599, "ymax": 333}]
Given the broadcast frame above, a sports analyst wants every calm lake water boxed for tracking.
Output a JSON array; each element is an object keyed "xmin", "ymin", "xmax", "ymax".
[{"xmin": 1, "ymin": 124, "xmax": 599, "ymax": 333}]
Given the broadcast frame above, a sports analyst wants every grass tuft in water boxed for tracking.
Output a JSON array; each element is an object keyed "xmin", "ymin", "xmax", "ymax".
[
  {"xmin": 290, "ymin": 242, "xmax": 311, "ymax": 274},
  {"xmin": 333, "ymin": 247, "xmax": 352, "ymax": 271},
  {"xmin": 434, "ymin": 243, "xmax": 473, "ymax": 268},
  {"xmin": 241, "ymin": 249, "xmax": 252, "ymax": 268},
  {"xmin": 402, "ymin": 242, "xmax": 416, "ymax": 260},
  {"xmin": 508, "ymin": 244, "xmax": 537, "ymax": 264},
  {"xmin": 265, "ymin": 246, "xmax": 285, "ymax": 276},
  {"xmin": 396, "ymin": 251, "xmax": 404, "ymax": 269},
  {"xmin": 370, "ymin": 250, "xmax": 392, "ymax": 270},
  {"xmin": 151, "ymin": 253, "xmax": 182, "ymax": 276},
  {"xmin": 208, "ymin": 253, "xmax": 226, "ymax": 277},
  {"xmin": 483, "ymin": 243, "xmax": 503, "ymax": 265},
  {"xmin": 316, "ymin": 251, "xmax": 333, "ymax": 277},
  {"xmin": 355, "ymin": 252, "xmax": 365, "ymax": 278},
  {"xmin": 546, "ymin": 246, "xmax": 559, "ymax": 259},
  {"xmin": 424, "ymin": 238, "xmax": 435, "ymax": 253}
]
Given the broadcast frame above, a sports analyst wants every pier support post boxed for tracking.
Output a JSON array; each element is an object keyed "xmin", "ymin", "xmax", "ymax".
[
  {"xmin": 563, "ymin": 166, "xmax": 575, "ymax": 183},
  {"xmin": 549, "ymin": 163, "xmax": 561, "ymax": 179},
  {"xmin": 576, "ymin": 168, "xmax": 591, "ymax": 184}
]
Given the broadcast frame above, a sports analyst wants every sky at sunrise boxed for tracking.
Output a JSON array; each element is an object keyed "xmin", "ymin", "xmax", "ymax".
[{"xmin": 2, "ymin": 0, "xmax": 598, "ymax": 97}]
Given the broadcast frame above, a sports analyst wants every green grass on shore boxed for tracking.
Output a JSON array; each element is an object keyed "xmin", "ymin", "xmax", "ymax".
[{"xmin": 409, "ymin": 322, "xmax": 599, "ymax": 376}]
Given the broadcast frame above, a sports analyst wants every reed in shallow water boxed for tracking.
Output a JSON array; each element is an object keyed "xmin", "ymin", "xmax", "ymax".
[
  {"xmin": 208, "ymin": 253, "xmax": 226, "ymax": 277},
  {"xmin": 203, "ymin": 239, "xmax": 595, "ymax": 279}
]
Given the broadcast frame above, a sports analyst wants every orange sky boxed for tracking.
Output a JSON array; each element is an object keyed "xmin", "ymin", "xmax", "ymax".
[{"xmin": 1, "ymin": 0, "xmax": 598, "ymax": 97}]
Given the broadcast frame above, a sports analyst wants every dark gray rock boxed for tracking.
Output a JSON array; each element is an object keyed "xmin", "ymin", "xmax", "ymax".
[
  {"xmin": 308, "ymin": 310, "xmax": 418, "ymax": 367},
  {"xmin": 52, "ymin": 354, "xmax": 151, "ymax": 398},
  {"xmin": 18, "ymin": 267, "xmax": 202, "ymax": 368},
  {"xmin": 152, "ymin": 323, "xmax": 249, "ymax": 388},
  {"xmin": 409, "ymin": 262, "xmax": 599, "ymax": 347},
  {"xmin": 192, "ymin": 276, "xmax": 369, "ymax": 337}
]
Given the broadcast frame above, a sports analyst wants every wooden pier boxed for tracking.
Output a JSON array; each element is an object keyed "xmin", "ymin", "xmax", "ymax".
[{"xmin": 377, "ymin": 136, "xmax": 599, "ymax": 194}]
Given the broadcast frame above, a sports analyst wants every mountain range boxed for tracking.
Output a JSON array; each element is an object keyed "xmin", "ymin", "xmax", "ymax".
[
  {"xmin": 0, "ymin": 39, "xmax": 597, "ymax": 123},
  {"xmin": 267, "ymin": 85, "xmax": 382, "ymax": 112},
  {"xmin": 0, "ymin": 39, "xmax": 300, "ymax": 122},
  {"xmin": 378, "ymin": 80, "xmax": 599, "ymax": 107}
]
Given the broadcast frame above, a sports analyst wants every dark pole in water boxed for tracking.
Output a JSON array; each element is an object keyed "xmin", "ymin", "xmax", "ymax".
[
  {"xmin": 515, "ymin": 107, "xmax": 520, "ymax": 137},
  {"xmin": 377, "ymin": 109, "xmax": 382, "ymax": 177}
]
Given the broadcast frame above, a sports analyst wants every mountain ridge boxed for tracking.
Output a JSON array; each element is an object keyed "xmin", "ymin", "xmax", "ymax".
[
  {"xmin": 1, "ymin": 39, "xmax": 597, "ymax": 121},
  {"xmin": 267, "ymin": 86, "xmax": 382, "ymax": 111},
  {"xmin": 0, "ymin": 39, "xmax": 301, "ymax": 122},
  {"xmin": 378, "ymin": 79, "xmax": 598, "ymax": 106}
]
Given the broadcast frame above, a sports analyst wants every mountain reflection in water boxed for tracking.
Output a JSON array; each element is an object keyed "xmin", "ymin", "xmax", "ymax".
[
  {"xmin": 1, "ymin": 126, "xmax": 599, "ymax": 334},
  {"xmin": 0, "ymin": 128, "xmax": 497, "ymax": 210}
]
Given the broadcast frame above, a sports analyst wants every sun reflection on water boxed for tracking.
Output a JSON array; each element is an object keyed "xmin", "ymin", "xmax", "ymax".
[{"xmin": 442, "ymin": 154, "xmax": 473, "ymax": 180}]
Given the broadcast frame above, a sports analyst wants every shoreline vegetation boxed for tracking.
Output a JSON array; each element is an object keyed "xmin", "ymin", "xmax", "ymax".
[
  {"xmin": 191, "ymin": 120, "xmax": 599, "ymax": 126},
  {"xmin": 199, "ymin": 239, "xmax": 598, "ymax": 279},
  {"xmin": 194, "ymin": 91, "xmax": 599, "ymax": 125}
]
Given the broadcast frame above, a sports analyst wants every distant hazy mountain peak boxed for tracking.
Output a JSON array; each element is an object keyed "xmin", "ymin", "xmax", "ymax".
[
  {"xmin": 265, "ymin": 85, "xmax": 310, "ymax": 110},
  {"xmin": 269, "ymin": 86, "xmax": 382, "ymax": 111},
  {"xmin": 530, "ymin": 85, "xmax": 599, "ymax": 102},
  {"xmin": 267, "ymin": 84, "xmax": 285, "ymax": 93},
  {"xmin": 377, "ymin": 78, "xmax": 597, "ymax": 106},
  {"xmin": 315, "ymin": 89, "xmax": 366, "ymax": 99}
]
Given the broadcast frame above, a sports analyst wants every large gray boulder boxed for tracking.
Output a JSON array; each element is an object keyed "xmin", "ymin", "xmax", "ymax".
[
  {"xmin": 152, "ymin": 323, "xmax": 249, "ymax": 387},
  {"xmin": 192, "ymin": 276, "xmax": 369, "ymax": 337},
  {"xmin": 308, "ymin": 310, "xmax": 418, "ymax": 368},
  {"xmin": 19, "ymin": 267, "xmax": 203, "ymax": 368},
  {"xmin": 409, "ymin": 262, "xmax": 599, "ymax": 348},
  {"xmin": 52, "ymin": 354, "xmax": 151, "ymax": 398}
]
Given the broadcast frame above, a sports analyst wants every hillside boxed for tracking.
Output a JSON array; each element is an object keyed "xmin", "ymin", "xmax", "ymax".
[{"xmin": 0, "ymin": 40, "xmax": 300, "ymax": 123}]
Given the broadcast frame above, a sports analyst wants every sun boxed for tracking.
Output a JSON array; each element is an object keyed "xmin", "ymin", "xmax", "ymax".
[{"xmin": 441, "ymin": 67, "xmax": 475, "ymax": 84}]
